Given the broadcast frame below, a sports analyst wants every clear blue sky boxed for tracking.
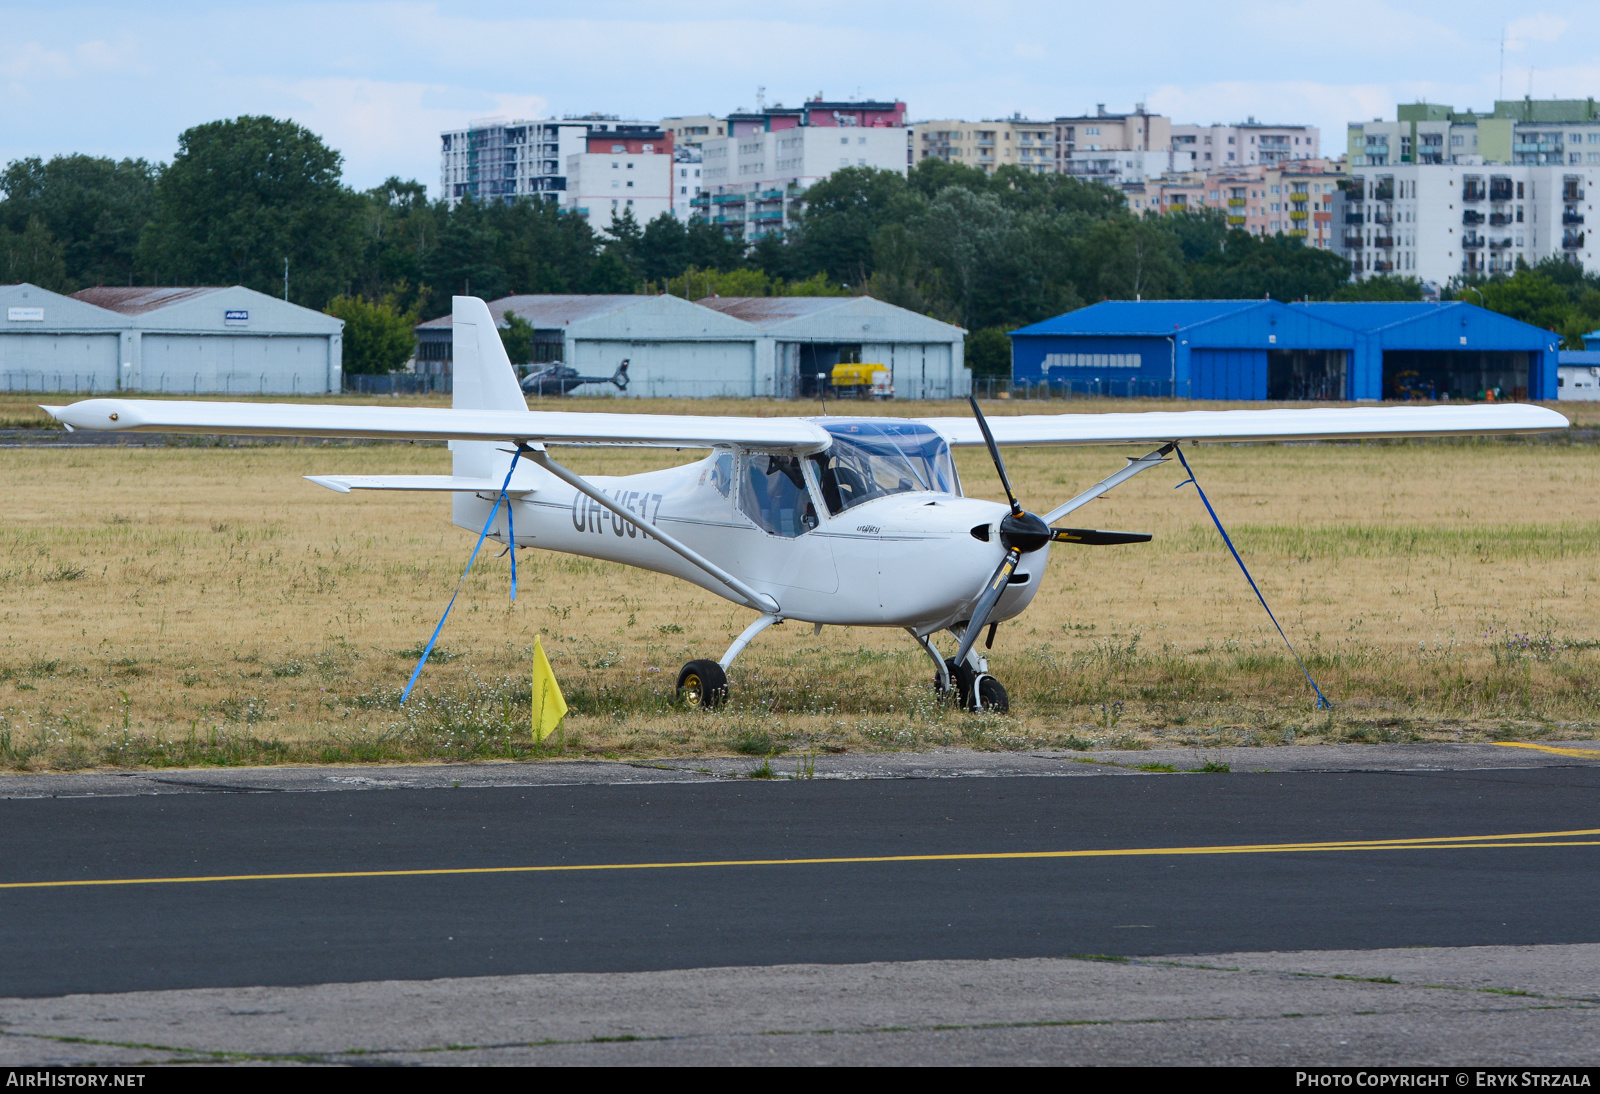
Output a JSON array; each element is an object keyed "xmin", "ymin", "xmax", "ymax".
[{"xmin": 2, "ymin": 1, "xmax": 1594, "ymax": 193}]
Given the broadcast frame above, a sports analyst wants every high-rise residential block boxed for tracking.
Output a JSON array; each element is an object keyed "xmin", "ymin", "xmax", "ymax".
[
  {"xmin": 438, "ymin": 116, "xmax": 662, "ymax": 207},
  {"xmin": 563, "ymin": 127, "xmax": 675, "ymax": 232},
  {"xmin": 694, "ymin": 100, "xmax": 908, "ymax": 240},
  {"xmin": 1170, "ymin": 118, "xmax": 1321, "ymax": 168}
]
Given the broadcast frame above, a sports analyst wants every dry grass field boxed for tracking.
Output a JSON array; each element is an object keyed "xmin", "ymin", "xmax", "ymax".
[{"xmin": 3, "ymin": 392, "xmax": 1598, "ymax": 771}]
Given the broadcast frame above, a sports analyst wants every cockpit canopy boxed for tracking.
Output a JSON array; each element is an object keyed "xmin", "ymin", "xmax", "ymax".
[{"xmin": 812, "ymin": 420, "xmax": 959, "ymax": 515}]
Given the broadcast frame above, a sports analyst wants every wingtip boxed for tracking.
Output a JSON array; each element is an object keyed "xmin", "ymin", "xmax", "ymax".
[{"xmin": 304, "ymin": 476, "xmax": 352, "ymax": 494}]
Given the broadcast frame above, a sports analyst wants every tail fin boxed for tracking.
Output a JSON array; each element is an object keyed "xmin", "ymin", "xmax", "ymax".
[{"xmin": 451, "ymin": 296, "xmax": 527, "ymax": 478}]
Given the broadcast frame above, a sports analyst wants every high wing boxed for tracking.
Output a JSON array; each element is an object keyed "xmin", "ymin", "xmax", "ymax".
[
  {"xmin": 924, "ymin": 404, "xmax": 1568, "ymax": 447},
  {"xmin": 41, "ymin": 399, "xmax": 832, "ymax": 454}
]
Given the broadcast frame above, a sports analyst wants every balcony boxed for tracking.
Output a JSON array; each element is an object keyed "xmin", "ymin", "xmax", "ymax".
[
  {"xmin": 1371, "ymin": 211, "xmax": 1393, "ymax": 225},
  {"xmin": 1373, "ymin": 235, "xmax": 1395, "ymax": 248},
  {"xmin": 1462, "ymin": 187, "xmax": 1485, "ymax": 203},
  {"xmin": 1344, "ymin": 211, "xmax": 1365, "ymax": 224},
  {"xmin": 711, "ymin": 193, "xmax": 745, "ymax": 205},
  {"xmin": 1564, "ymin": 185, "xmax": 1585, "ymax": 202},
  {"xmin": 1489, "ymin": 212, "xmax": 1513, "ymax": 226},
  {"xmin": 1462, "ymin": 210, "xmax": 1484, "ymax": 225},
  {"xmin": 1228, "ymin": 198, "xmax": 1246, "ymax": 207},
  {"xmin": 1342, "ymin": 235, "xmax": 1364, "ymax": 249},
  {"xmin": 1462, "ymin": 234, "xmax": 1486, "ymax": 249},
  {"xmin": 1489, "ymin": 182, "xmax": 1514, "ymax": 202},
  {"xmin": 750, "ymin": 209, "xmax": 783, "ymax": 222},
  {"xmin": 757, "ymin": 189, "xmax": 784, "ymax": 201},
  {"xmin": 1373, "ymin": 260, "xmax": 1395, "ymax": 272},
  {"xmin": 1565, "ymin": 211, "xmax": 1586, "ymax": 226},
  {"xmin": 1288, "ymin": 228, "xmax": 1308, "ymax": 238},
  {"xmin": 1563, "ymin": 232, "xmax": 1585, "ymax": 250},
  {"xmin": 1490, "ymin": 238, "xmax": 1515, "ymax": 250},
  {"xmin": 1227, "ymin": 215, "xmax": 1246, "ymax": 226},
  {"xmin": 689, "ymin": 193, "xmax": 711, "ymax": 207},
  {"xmin": 712, "ymin": 215, "xmax": 740, "ymax": 225},
  {"xmin": 1290, "ymin": 209, "xmax": 1309, "ymax": 221}
]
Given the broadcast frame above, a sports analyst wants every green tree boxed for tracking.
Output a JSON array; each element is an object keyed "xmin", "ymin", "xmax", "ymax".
[
  {"xmin": 324, "ymin": 293, "xmax": 419, "ymax": 375},
  {"xmin": 965, "ymin": 327, "xmax": 1013, "ymax": 377},
  {"xmin": 0, "ymin": 217, "xmax": 69, "ymax": 290},
  {"xmin": 499, "ymin": 313, "xmax": 536, "ymax": 365},
  {"xmin": 1476, "ymin": 268, "xmax": 1573, "ymax": 332},
  {"xmin": 0, "ymin": 154, "xmax": 158, "ymax": 288},
  {"xmin": 1334, "ymin": 274, "xmax": 1424, "ymax": 301},
  {"xmin": 1187, "ymin": 230, "xmax": 1349, "ymax": 301},
  {"xmin": 794, "ymin": 167, "xmax": 914, "ymax": 283},
  {"xmin": 1078, "ymin": 216, "xmax": 1187, "ymax": 301},
  {"xmin": 137, "ymin": 116, "xmax": 361, "ymax": 307}
]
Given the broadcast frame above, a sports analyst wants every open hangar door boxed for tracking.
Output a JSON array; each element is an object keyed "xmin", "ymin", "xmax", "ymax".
[
  {"xmin": 1267, "ymin": 350, "xmax": 1347, "ymax": 401},
  {"xmin": 1383, "ymin": 350, "xmax": 1529, "ymax": 401},
  {"xmin": 570, "ymin": 339, "xmax": 755, "ymax": 398}
]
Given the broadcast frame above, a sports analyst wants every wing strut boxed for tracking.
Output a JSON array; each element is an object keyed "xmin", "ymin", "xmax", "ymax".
[
  {"xmin": 524, "ymin": 447, "xmax": 781, "ymax": 616},
  {"xmin": 1043, "ymin": 444, "xmax": 1173, "ymax": 525}
]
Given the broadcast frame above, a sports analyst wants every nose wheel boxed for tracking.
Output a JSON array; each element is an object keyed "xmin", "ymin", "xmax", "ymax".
[
  {"xmin": 676, "ymin": 659, "xmax": 728, "ymax": 710},
  {"xmin": 935, "ymin": 658, "xmax": 1010, "ymax": 714}
]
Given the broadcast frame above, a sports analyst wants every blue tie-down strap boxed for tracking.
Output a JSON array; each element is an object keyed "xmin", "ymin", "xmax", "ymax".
[
  {"xmin": 401, "ymin": 449, "xmax": 522, "ymax": 704},
  {"xmin": 1173, "ymin": 444, "xmax": 1331, "ymax": 710}
]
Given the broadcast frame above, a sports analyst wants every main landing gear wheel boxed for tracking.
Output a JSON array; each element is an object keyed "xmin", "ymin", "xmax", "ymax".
[
  {"xmin": 936, "ymin": 659, "xmax": 1009, "ymax": 714},
  {"xmin": 676, "ymin": 659, "xmax": 728, "ymax": 710}
]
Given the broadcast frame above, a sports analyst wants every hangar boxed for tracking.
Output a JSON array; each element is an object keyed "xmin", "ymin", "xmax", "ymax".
[
  {"xmin": 1010, "ymin": 300, "xmax": 1561, "ymax": 402},
  {"xmin": 414, "ymin": 294, "xmax": 968, "ymax": 400},
  {"xmin": 0, "ymin": 283, "xmax": 344, "ymax": 394}
]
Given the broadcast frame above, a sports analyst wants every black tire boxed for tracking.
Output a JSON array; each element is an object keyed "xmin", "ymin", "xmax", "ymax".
[
  {"xmin": 676, "ymin": 659, "xmax": 728, "ymax": 710},
  {"xmin": 939, "ymin": 658, "xmax": 976, "ymax": 707},
  {"xmin": 974, "ymin": 675, "xmax": 1009, "ymax": 715}
]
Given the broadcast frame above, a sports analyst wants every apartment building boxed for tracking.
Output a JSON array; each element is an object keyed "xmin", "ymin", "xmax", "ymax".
[
  {"xmin": 439, "ymin": 116, "xmax": 660, "ymax": 206},
  {"xmin": 1336, "ymin": 164, "xmax": 1597, "ymax": 284},
  {"xmin": 1170, "ymin": 119, "xmax": 1320, "ymax": 168},
  {"xmin": 1123, "ymin": 160, "xmax": 1345, "ymax": 249},
  {"xmin": 672, "ymin": 148, "xmax": 704, "ymax": 223},
  {"xmin": 694, "ymin": 100, "xmax": 908, "ymax": 240},
  {"xmin": 661, "ymin": 114, "xmax": 727, "ymax": 150},
  {"xmin": 1053, "ymin": 105, "xmax": 1192, "ymax": 183},
  {"xmin": 1348, "ymin": 99, "xmax": 1600, "ymax": 168},
  {"xmin": 564, "ymin": 128, "xmax": 675, "ymax": 232},
  {"xmin": 909, "ymin": 116, "xmax": 1055, "ymax": 174}
]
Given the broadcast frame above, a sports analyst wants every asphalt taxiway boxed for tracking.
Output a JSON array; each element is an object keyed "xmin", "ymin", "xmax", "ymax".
[{"xmin": 0, "ymin": 743, "xmax": 1596, "ymax": 1064}]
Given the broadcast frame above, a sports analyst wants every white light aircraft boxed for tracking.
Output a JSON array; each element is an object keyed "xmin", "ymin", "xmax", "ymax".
[{"xmin": 46, "ymin": 297, "xmax": 1570, "ymax": 712}]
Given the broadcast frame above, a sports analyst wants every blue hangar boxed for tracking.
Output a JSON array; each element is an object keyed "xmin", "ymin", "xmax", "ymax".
[{"xmin": 1009, "ymin": 300, "xmax": 1561, "ymax": 402}]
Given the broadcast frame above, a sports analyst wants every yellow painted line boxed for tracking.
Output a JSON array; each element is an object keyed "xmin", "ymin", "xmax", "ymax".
[
  {"xmin": 1, "ymin": 829, "xmax": 1597, "ymax": 892},
  {"xmin": 1494, "ymin": 742, "xmax": 1600, "ymax": 759}
]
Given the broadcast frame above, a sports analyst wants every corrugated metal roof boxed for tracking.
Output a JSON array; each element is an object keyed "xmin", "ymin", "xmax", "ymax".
[
  {"xmin": 695, "ymin": 296, "xmax": 854, "ymax": 326},
  {"xmin": 1011, "ymin": 300, "xmax": 1266, "ymax": 337},
  {"xmin": 1289, "ymin": 301, "xmax": 1458, "ymax": 330},
  {"xmin": 69, "ymin": 286, "xmax": 227, "ymax": 315},
  {"xmin": 416, "ymin": 295, "xmax": 651, "ymax": 329}
]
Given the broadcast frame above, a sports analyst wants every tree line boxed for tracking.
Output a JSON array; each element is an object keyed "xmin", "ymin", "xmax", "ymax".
[{"xmin": 4, "ymin": 115, "xmax": 1598, "ymax": 377}]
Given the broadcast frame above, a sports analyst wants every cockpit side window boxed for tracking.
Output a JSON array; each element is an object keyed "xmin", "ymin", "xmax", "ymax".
[
  {"xmin": 738, "ymin": 453, "xmax": 818, "ymax": 537},
  {"xmin": 705, "ymin": 451, "xmax": 733, "ymax": 497}
]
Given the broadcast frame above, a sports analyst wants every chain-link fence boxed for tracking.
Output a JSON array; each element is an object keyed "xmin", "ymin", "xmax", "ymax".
[{"xmin": 344, "ymin": 373, "xmax": 452, "ymax": 395}]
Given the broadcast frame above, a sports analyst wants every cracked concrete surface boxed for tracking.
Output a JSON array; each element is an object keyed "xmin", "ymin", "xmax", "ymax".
[{"xmin": 2, "ymin": 944, "xmax": 1595, "ymax": 1066}]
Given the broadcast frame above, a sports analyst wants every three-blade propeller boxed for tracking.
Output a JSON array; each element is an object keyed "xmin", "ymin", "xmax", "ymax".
[{"xmin": 952, "ymin": 396, "xmax": 1150, "ymax": 672}]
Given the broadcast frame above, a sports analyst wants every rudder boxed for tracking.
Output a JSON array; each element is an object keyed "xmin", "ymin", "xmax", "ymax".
[{"xmin": 451, "ymin": 295, "xmax": 527, "ymax": 478}]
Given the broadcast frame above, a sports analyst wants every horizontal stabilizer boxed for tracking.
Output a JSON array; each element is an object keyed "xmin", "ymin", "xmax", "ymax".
[
  {"xmin": 306, "ymin": 475, "xmax": 536, "ymax": 495},
  {"xmin": 1050, "ymin": 527, "xmax": 1152, "ymax": 546}
]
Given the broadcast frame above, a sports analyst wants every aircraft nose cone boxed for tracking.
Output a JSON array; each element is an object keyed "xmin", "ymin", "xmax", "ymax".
[{"xmin": 1000, "ymin": 511, "xmax": 1051, "ymax": 554}]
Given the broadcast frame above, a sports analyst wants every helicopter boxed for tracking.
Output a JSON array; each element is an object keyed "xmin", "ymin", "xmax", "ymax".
[
  {"xmin": 45, "ymin": 296, "xmax": 1569, "ymax": 712},
  {"xmin": 519, "ymin": 359, "xmax": 630, "ymax": 397}
]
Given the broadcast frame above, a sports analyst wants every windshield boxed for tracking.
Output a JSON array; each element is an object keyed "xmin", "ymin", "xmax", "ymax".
[{"xmin": 811, "ymin": 420, "xmax": 959, "ymax": 515}]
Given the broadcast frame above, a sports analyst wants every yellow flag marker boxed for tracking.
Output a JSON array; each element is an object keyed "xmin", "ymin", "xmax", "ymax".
[{"xmin": 531, "ymin": 636, "xmax": 567, "ymax": 743}]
